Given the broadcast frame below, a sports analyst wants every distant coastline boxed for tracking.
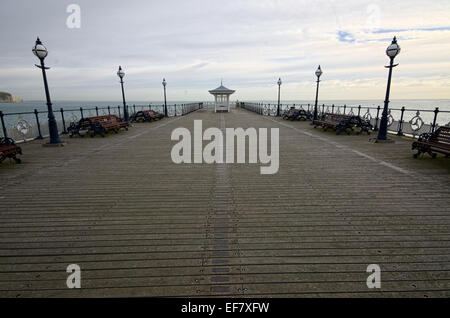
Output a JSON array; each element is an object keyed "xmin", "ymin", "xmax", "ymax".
[{"xmin": 0, "ymin": 91, "xmax": 23, "ymax": 103}]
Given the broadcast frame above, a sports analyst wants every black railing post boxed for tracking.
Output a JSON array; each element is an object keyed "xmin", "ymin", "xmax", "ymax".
[
  {"xmin": 397, "ymin": 106, "xmax": 405, "ymax": 136},
  {"xmin": 80, "ymin": 107, "xmax": 84, "ymax": 119},
  {"xmin": 322, "ymin": 104, "xmax": 325, "ymax": 115},
  {"xmin": 60, "ymin": 108, "xmax": 68, "ymax": 134},
  {"xmin": 343, "ymin": 104, "xmax": 347, "ymax": 115},
  {"xmin": 34, "ymin": 109, "xmax": 43, "ymax": 139},
  {"xmin": 133, "ymin": 104, "xmax": 136, "ymax": 115},
  {"xmin": 432, "ymin": 107, "xmax": 439, "ymax": 133},
  {"xmin": 358, "ymin": 105, "xmax": 361, "ymax": 117},
  {"xmin": 0, "ymin": 111, "xmax": 8, "ymax": 139},
  {"xmin": 95, "ymin": 106, "xmax": 99, "ymax": 116},
  {"xmin": 374, "ymin": 106, "xmax": 381, "ymax": 131},
  {"xmin": 332, "ymin": 104, "xmax": 335, "ymax": 114}
]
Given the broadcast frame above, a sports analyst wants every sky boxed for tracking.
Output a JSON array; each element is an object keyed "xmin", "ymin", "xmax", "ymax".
[{"xmin": 0, "ymin": 0, "xmax": 449, "ymax": 102}]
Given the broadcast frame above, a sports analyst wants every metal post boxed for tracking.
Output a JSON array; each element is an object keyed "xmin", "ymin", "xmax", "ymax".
[
  {"xmin": 60, "ymin": 108, "xmax": 68, "ymax": 134},
  {"xmin": 37, "ymin": 56, "xmax": 63, "ymax": 144},
  {"xmin": 313, "ymin": 80, "xmax": 320, "ymax": 122},
  {"xmin": 80, "ymin": 107, "xmax": 84, "ymax": 119},
  {"xmin": 95, "ymin": 106, "xmax": 99, "ymax": 116},
  {"xmin": 358, "ymin": 105, "xmax": 361, "ymax": 117},
  {"xmin": 108, "ymin": 106, "xmax": 111, "ymax": 115},
  {"xmin": 332, "ymin": 104, "xmax": 335, "ymax": 114},
  {"xmin": 397, "ymin": 106, "xmax": 405, "ymax": 136},
  {"xmin": 34, "ymin": 109, "xmax": 43, "ymax": 139},
  {"xmin": 343, "ymin": 104, "xmax": 346, "ymax": 115},
  {"xmin": 377, "ymin": 55, "xmax": 397, "ymax": 140},
  {"xmin": 163, "ymin": 83, "xmax": 168, "ymax": 117},
  {"xmin": 374, "ymin": 106, "xmax": 381, "ymax": 131},
  {"xmin": 432, "ymin": 107, "xmax": 439, "ymax": 133},
  {"xmin": 120, "ymin": 77, "xmax": 129, "ymax": 122},
  {"xmin": 277, "ymin": 81, "xmax": 281, "ymax": 117},
  {"xmin": 0, "ymin": 111, "xmax": 8, "ymax": 139}
]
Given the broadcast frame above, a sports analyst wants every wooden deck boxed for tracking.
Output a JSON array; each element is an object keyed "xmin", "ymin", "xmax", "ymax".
[{"xmin": 0, "ymin": 107, "xmax": 449, "ymax": 297}]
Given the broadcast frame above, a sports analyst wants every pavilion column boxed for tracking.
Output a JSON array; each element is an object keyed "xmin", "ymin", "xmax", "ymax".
[{"xmin": 215, "ymin": 95, "xmax": 218, "ymax": 113}]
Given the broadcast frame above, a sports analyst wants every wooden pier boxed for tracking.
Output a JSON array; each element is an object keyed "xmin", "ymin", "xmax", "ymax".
[{"xmin": 0, "ymin": 107, "xmax": 449, "ymax": 297}]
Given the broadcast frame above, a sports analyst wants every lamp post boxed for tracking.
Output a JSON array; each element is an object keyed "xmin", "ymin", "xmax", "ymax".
[
  {"xmin": 277, "ymin": 78, "xmax": 282, "ymax": 117},
  {"xmin": 313, "ymin": 65, "xmax": 322, "ymax": 122},
  {"xmin": 162, "ymin": 78, "xmax": 168, "ymax": 117},
  {"xmin": 376, "ymin": 36, "xmax": 401, "ymax": 142},
  {"xmin": 117, "ymin": 66, "xmax": 129, "ymax": 122},
  {"xmin": 32, "ymin": 37, "xmax": 63, "ymax": 145}
]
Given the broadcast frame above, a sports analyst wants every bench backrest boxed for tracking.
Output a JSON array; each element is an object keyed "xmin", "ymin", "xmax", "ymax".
[
  {"xmin": 322, "ymin": 113, "xmax": 350, "ymax": 123},
  {"xmin": 430, "ymin": 126, "xmax": 450, "ymax": 145},
  {"xmin": 0, "ymin": 144, "xmax": 18, "ymax": 151},
  {"xmin": 89, "ymin": 115, "xmax": 120, "ymax": 123}
]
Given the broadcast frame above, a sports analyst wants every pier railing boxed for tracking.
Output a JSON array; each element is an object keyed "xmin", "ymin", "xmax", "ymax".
[
  {"xmin": 0, "ymin": 102, "xmax": 203, "ymax": 143},
  {"xmin": 240, "ymin": 102, "xmax": 450, "ymax": 137}
]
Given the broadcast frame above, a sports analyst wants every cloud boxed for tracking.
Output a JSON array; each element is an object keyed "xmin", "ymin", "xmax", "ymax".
[
  {"xmin": 337, "ymin": 31, "xmax": 356, "ymax": 43},
  {"xmin": 372, "ymin": 26, "xmax": 450, "ymax": 34},
  {"xmin": 0, "ymin": 0, "xmax": 449, "ymax": 101}
]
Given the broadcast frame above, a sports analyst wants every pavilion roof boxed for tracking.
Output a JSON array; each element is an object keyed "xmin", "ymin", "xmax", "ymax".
[{"xmin": 209, "ymin": 83, "xmax": 235, "ymax": 95}]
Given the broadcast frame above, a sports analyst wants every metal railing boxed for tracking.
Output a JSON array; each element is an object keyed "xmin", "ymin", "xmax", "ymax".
[
  {"xmin": 0, "ymin": 102, "xmax": 203, "ymax": 143},
  {"xmin": 240, "ymin": 102, "xmax": 450, "ymax": 137}
]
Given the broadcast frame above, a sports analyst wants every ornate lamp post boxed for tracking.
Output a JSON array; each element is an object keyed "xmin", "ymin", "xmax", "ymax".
[
  {"xmin": 162, "ymin": 78, "xmax": 168, "ymax": 117},
  {"xmin": 32, "ymin": 37, "xmax": 64, "ymax": 145},
  {"xmin": 277, "ymin": 78, "xmax": 282, "ymax": 116},
  {"xmin": 376, "ymin": 37, "xmax": 401, "ymax": 142},
  {"xmin": 117, "ymin": 66, "xmax": 129, "ymax": 122},
  {"xmin": 313, "ymin": 65, "xmax": 323, "ymax": 122}
]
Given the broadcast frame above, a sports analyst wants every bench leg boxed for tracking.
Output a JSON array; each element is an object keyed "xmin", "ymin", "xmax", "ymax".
[{"xmin": 413, "ymin": 148, "xmax": 423, "ymax": 159}]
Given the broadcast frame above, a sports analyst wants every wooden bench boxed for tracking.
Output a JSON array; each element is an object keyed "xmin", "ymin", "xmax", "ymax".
[
  {"xmin": 314, "ymin": 114, "xmax": 354, "ymax": 135},
  {"xmin": 282, "ymin": 107, "xmax": 312, "ymax": 121},
  {"xmin": 314, "ymin": 113, "xmax": 372, "ymax": 135},
  {"xmin": 0, "ymin": 137, "xmax": 22, "ymax": 164},
  {"xmin": 131, "ymin": 110, "xmax": 164, "ymax": 123},
  {"xmin": 68, "ymin": 115, "xmax": 129, "ymax": 138},
  {"xmin": 412, "ymin": 126, "xmax": 450, "ymax": 158}
]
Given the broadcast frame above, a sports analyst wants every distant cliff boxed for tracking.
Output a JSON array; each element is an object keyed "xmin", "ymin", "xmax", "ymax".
[{"xmin": 0, "ymin": 91, "xmax": 23, "ymax": 103}]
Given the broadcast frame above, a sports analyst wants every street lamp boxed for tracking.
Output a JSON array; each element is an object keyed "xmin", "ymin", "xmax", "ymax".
[
  {"xmin": 32, "ymin": 37, "xmax": 64, "ymax": 145},
  {"xmin": 313, "ymin": 65, "xmax": 323, "ymax": 122},
  {"xmin": 277, "ymin": 78, "xmax": 282, "ymax": 116},
  {"xmin": 376, "ymin": 36, "xmax": 401, "ymax": 142},
  {"xmin": 117, "ymin": 66, "xmax": 129, "ymax": 122},
  {"xmin": 162, "ymin": 78, "xmax": 168, "ymax": 117}
]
